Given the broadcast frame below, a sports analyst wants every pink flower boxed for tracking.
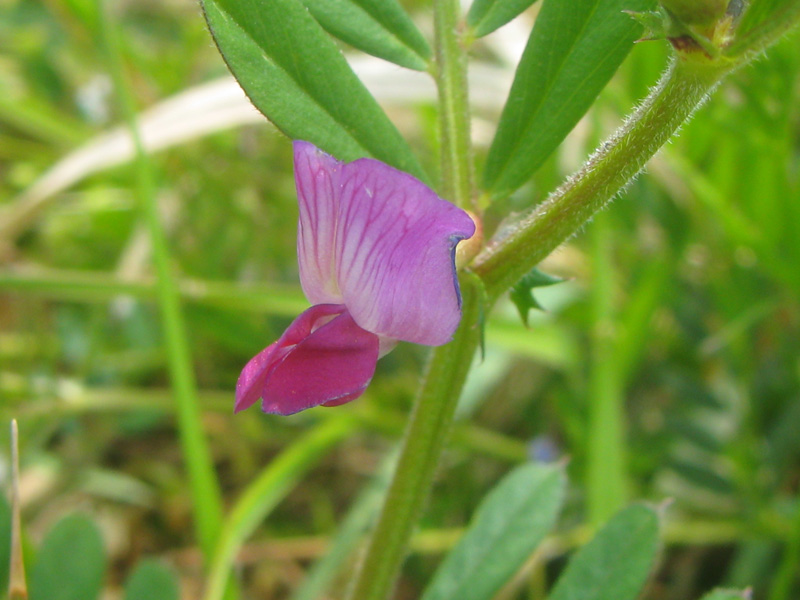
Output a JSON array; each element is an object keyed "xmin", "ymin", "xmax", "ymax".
[{"xmin": 235, "ymin": 141, "xmax": 476, "ymax": 415}]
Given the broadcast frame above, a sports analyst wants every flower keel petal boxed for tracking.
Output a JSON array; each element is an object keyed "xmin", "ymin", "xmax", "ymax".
[
  {"xmin": 236, "ymin": 303, "xmax": 358, "ymax": 414},
  {"xmin": 235, "ymin": 342, "xmax": 282, "ymax": 413},
  {"xmin": 260, "ymin": 308, "xmax": 380, "ymax": 415}
]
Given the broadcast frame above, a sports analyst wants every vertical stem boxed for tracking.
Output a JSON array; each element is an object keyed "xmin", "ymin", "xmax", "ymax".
[
  {"xmin": 347, "ymin": 277, "xmax": 482, "ymax": 600},
  {"xmin": 586, "ymin": 214, "xmax": 627, "ymax": 525},
  {"xmin": 433, "ymin": 0, "xmax": 474, "ymax": 208},
  {"xmin": 346, "ymin": 2, "xmax": 478, "ymax": 598},
  {"xmin": 98, "ymin": 1, "xmax": 224, "ymax": 563}
]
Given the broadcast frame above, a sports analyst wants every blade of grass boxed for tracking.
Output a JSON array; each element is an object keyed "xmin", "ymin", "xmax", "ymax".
[
  {"xmin": 96, "ymin": 0, "xmax": 225, "ymax": 567},
  {"xmin": 0, "ymin": 268, "xmax": 572, "ymax": 371},
  {"xmin": 290, "ymin": 447, "xmax": 400, "ymax": 600},
  {"xmin": 8, "ymin": 420, "xmax": 27, "ymax": 600},
  {"xmin": 0, "ymin": 268, "xmax": 307, "ymax": 316},
  {"xmin": 768, "ymin": 499, "xmax": 800, "ymax": 600},
  {"xmin": 202, "ymin": 416, "xmax": 358, "ymax": 600}
]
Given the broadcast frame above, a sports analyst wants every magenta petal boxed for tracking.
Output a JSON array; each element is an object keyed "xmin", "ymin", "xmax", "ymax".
[
  {"xmin": 235, "ymin": 304, "xmax": 348, "ymax": 413},
  {"xmin": 293, "ymin": 141, "xmax": 476, "ymax": 346},
  {"xmin": 237, "ymin": 304, "xmax": 380, "ymax": 416},
  {"xmin": 235, "ymin": 342, "xmax": 281, "ymax": 413},
  {"xmin": 262, "ymin": 308, "xmax": 379, "ymax": 415}
]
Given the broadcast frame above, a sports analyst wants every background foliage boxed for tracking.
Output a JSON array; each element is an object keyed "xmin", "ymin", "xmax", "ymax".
[{"xmin": 0, "ymin": 0, "xmax": 799, "ymax": 598}]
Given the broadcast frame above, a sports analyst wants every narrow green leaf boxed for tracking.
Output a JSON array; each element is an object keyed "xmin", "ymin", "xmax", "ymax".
[
  {"xmin": 291, "ymin": 447, "xmax": 399, "ymax": 600},
  {"xmin": 726, "ymin": 0, "xmax": 800, "ymax": 57},
  {"xmin": 698, "ymin": 590, "xmax": 751, "ymax": 600},
  {"xmin": 482, "ymin": 0, "xmax": 655, "ymax": 198},
  {"xmin": 737, "ymin": 0, "xmax": 790, "ymax": 35},
  {"xmin": 548, "ymin": 504, "xmax": 660, "ymax": 600},
  {"xmin": 203, "ymin": 417, "xmax": 357, "ymax": 600},
  {"xmin": 467, "ymin": 0, "xmax": 540, "ymax": 38},
  {"xmin": 8, "ymin": 420, "xmax": 27, "ymax": 600},
  {"xmin": 421, "ymin": 464, "xmax": 566, "ymax": 600},
  {"xmin": 301, "ymin": 0, "xmax": 431, "ymax": 70},
  {"xmin": 29, "ymin": 514, "xmax": 106, "ymax": 600},
  {"xmin": 201, "ymin": 0, "xmax": 426, "ymax": 180},
  {"xmin": 124, "ymin": 560, "xmax": 179, "ymax": 600},
  {"xmin": 509, "ymin": 267, "xmax": 565, "ymax": 326}
]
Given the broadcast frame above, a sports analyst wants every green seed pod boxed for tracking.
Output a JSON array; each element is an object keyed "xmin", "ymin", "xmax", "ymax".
[{"xmin": 660, "ymin": 0, "xmax": 728, "ymax": 26}]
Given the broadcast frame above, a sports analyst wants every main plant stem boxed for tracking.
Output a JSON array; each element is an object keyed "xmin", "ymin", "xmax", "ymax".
[
  {"xmin": 347, "ymin": 278, "xmax": 482, "ymax": 600},
  {"xmin": 432, "ymin": 0, "xmax": 474, "ymax": 209},
  {"xmin": 347, "ymin": 2, "xmax": 476, "ymax": 599},
  {"xmin": 473, "ymin": 56, "xmax": 736, "ymax": 302}
]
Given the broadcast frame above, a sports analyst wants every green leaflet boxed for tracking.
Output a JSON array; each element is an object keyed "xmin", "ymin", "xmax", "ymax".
[
  {"xmin": 29, "ymin": 514, "xmax": 106, "ymax": 600},
  {"xmin": 548, "ymin": 504, "xmax": 660, "ymax": 600},
  {"xmin": 467, "ymin": 0, "xmax": 540, "ymax": 38},
  {"xmin": 737, "ymin": 0, "xmax": 790, "ymax": 34},
  {"xmin": 124, "ymin": 560, "xmax": 179, "ymax": 600},
  {"xmin": 482, "ymin": 0, "xmax": 654, "ymax": 199},
  {"xmin": 302, "ymin": 0, "xmax": 431, "ymax": 70},
  {"xmin": 726, "ymin": 0, "xmax": 799, "ymax": 56},
  {"xmin": 421, "ymin": 464, "xmax": 566, "ymax": 600},
  {"xmin": 201, "ymin": 0, "xmax": 426, "ymax": 180}
]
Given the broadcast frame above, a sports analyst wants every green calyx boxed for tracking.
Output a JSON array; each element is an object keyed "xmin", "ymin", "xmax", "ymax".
[
  {"xmin": 660, "ymin": 0, "xmax": 728, "ymax": 27},
  {"xmin": 627, "ymin": 1, "xmax": 739, "ymax": 59}
]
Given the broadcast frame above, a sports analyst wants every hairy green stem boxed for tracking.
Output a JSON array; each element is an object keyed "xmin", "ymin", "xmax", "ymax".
[
  {"xmin": 432, "ymin": 0, "xmax": 474, "ymax": 208},
  {"xmin": 345, "ymin": 2, "xmax": 478, "ymax": 597},
  {"xmin": 473, "ymin": 56, "xmax": 736, "ymax": 301},
  {"xmin": 98, "ymin": 0, "xmax": 225, "ymax": 564},
  {"xmin": 586, "ymin": 214, "xmax": 627, "ymax": 525},
  {"xmin": 347, "ymin": 276, "xmax": 483, "ymax": 600}
]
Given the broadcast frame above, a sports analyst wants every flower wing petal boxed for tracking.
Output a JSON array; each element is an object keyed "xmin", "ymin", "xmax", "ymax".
[
  {"xmin": 260, "ymin": 306, "xmax": 379, "ymax": 415},
  {"xmin": 335, "ymin": 158, "xmax": 475, "ymax": 345}
]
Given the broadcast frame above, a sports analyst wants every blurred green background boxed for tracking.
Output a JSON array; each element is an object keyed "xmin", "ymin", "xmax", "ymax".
[{"xmin": 0, "ymin": 0, "xmax": 799, "ymax": 598}]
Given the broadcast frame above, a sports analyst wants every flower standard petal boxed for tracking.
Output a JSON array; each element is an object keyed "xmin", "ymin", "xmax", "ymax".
[
  {"xmin": 260, "ymin": 307, "xmax": 380, "ymax": 415},
  {"xmin": 335, "ymin": 157, "xmax": 475, "ymax": 345},
  {"xmin": 293, "ymin": 141, "xmax": 476, "ymax": 346}
]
